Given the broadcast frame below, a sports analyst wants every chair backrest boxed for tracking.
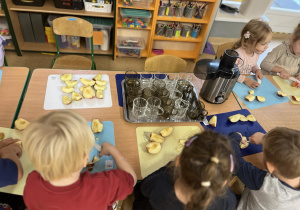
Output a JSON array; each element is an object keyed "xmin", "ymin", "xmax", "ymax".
[
  {"xmin": 216, "ymin": 42, "xmax": 235, "ymax": 59},
  {"xmin": 144, "ymin": 55, "xmax": 187, "ymax": 72}
]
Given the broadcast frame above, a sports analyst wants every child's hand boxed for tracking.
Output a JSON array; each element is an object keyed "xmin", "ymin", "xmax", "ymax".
[
  {"xmin": 278, "ymin": 68, "xmax": 290, "ymax": 79},
  {"xmin": 0, "ymin": 141, "xmax": 22, "ymax": 159},
  {"xmin": 248, "ymin": 132, "xmax": 265, "ymax": 145},
  {"xmin": 244, "ymin": 77, "xmax": 260, "ymax": 89},
  {"xmin": 0, "ymin": 138, "xmax": 21, "ymax": 150},
  {"xmin": 255, "ymin": 69, "xmax": 264, "ymax": 80},
  {"xmin": 99, "ymin": 142, "xmax": 114, "ymax": 157}
]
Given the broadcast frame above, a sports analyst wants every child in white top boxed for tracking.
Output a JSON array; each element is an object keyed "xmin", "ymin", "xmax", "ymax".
[{"xmin": 233, "ymin": 19, "xmax": 273, "ymax": 89}]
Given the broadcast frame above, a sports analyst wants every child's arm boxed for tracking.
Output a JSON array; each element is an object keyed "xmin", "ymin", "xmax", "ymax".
[
  {"xmin": 228, "ymin": 132, "xmax": 266, "ymax": 190},
  {"xmin": 99, "ymin": 142, "xmax": 137, "ymax": 186}
]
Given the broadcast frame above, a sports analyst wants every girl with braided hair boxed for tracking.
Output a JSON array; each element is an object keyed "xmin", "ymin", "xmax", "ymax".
[{"xmin": 133, "ymin": 130, "xmax": 236, "ymax": 210}]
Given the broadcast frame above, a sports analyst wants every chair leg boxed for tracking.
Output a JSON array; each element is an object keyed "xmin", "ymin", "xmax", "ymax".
[
  {"xmin": 92, "ymin": 61, "xmax": 96, "ymax": 70},
  {"xmin": 51, "ymin": 58, "xmax": 56, "ymax": 68}
]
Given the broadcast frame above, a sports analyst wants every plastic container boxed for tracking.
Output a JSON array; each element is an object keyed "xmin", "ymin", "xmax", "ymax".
[
  {"xmin": 173, "ymin": 27, "xmax": 181, "ymax": 37},
  {"xmin": 164, "ymin": 28, "xmax": 173, "ymax": 38},
  {"xmin": 155, "ymin": 23, "xmax": 165, "ymax": 36},
  {"xmin": 184, "ymin": 7, "xmax": 195, "ymax": 18},
  {"xmin": 0, "ymin": 18, "xmax": 10, "ymax": 37},
  {"xmin": 181, "ymin": 25, "xmax": 191, "ymax": 38},
  {"xmin": 117, "ymin": 36, "xmax": 145, "ymax": 58},
  {"xmin": 12, "ymin": 0, "xmax": 45, "ymax": 6},
  {"xmin": 191, "ymin": 25, "xmax": 201, "ymax": 38},
  {"xmin": 194, "ymin": 8, "xmax": 205, "ymax": 19},
  {"xmin": 165, "ymin": 6, "xmax": 175, "ymax": 17},
  {"xmin": 175, "ymin": 6, "xmax": 184, "ymax": 17},
  {"xmin": 123, "ymin": 0, "xmax": 151, "ymax": 9},
  {"xmin": 2, "ymin": 35, "xmax": 12, "ymax": 46},
  {"xmin": 83, "ymin": 0, "xmax": 113, "ymax": 13},
  {"xmin": 158, "ymin": 4, "xmax": 166, "ymax": 16},
  {"xmin": 83, "ymin": 17, "xmax": 113, "ymax": 51},
  {"xmin": 54, "ymin": 0, "xmax": 84, "ymax": 10},
  {"xmin": 239, "ymin": 0, "xmax": 272, "ymax": 18},
  {"xmin": 121, "ymin": 8, "xmax": 151, "ymax": 28}
]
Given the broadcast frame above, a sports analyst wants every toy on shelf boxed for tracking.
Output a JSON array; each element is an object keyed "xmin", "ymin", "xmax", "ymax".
[{"xmin": 121, "ymin": 9, "xmax": 151, "ymax": 28}]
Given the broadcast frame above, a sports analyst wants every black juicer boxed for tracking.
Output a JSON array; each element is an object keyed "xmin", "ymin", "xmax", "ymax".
[{"xmin": 194, "ymin": 49, "xmax": 242, "ymax": 104}]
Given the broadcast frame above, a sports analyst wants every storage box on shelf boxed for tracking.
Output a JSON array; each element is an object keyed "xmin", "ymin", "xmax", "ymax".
[
  {"xmin": 120, "ymin": 8, "xmax": 151, "ymax": 28},
  {"xmin": 54, "ymin": 0, "xmax": 84, "ymax": 10},
  {"xmin": 83, "ymin": 0, "xmax": 113, "ymax": 13},
  {"xmin": 12, "ymin": 0, "xmax": 45, "ymax": 6},
  {"xmin": 117, "ymin": 36, "xmax": 145, "ymax": 58},
  {"xmin": 122, "ymin": 0, "xmax": 152, "ymax": 9}
]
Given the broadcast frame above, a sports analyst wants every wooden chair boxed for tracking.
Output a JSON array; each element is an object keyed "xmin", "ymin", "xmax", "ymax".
[
  {"xmin": 52, "ymin": 16, "xmax": 96, "ymax": 70},
  {"xmin": 144, "ymin": 55, "xmax": 187, "ymax": 72},
  {"xmin": 216, "ymin": 42, "xmax": 235, "ymax": 59}
]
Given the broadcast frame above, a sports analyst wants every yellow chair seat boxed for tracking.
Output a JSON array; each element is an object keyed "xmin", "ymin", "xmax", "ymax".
[{"xmin": 52, "ymin": 55, "xmax": 92, "ymax": 70}]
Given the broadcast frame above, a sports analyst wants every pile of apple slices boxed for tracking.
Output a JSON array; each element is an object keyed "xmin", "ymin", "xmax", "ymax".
[
  {"xmin": 245, "ymin": 90, "xmax": 266, "ymax": 102},
  {"xmin": 60, "ymin": 73, "xmax": 107, "ymax": 105},
  {"xmin": 228, "ymin": 114, "xmax": 256, "ymax": 123},
  {"xmin": 146, "ymin": 127, "xmax": 174, "ymax": 154}
]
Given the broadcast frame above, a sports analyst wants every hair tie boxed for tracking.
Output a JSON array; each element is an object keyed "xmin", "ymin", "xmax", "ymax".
[
  {"xmin": 244, "ymin": 31, "xmax": 251, "ymax": 39},
  {"xmin": 230, "ymin": 154, "xmax": 234, "ymax": 173},
  {"xmin": 201, "ymin": 181, "xmax": 211, "ymax": 187},
  {"xmin": 185, "ymin": 136, "xmax": 198, "ymax": 147},
  {"xmin": 210, "ymin": 157, "xmax": 219, "ymax": 164}
]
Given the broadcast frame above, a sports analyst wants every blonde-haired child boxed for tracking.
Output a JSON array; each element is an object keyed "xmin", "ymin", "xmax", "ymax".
[
  {"xmin": 22, "ymin": 110, "xmax": 136, "ymax": 209},
  {"xmin": 233, "ymin": 19, "xmax": 273, "ymax": 89},
  {"xmin": 229, "ymin": 127, "xmax": 300, "ymax": 210},
  {"xmin": 261, "ymin": 23, "xmax": 300, "ymax": 88},
  {"xmin": 133, "ymin": 131, "xmax": 236, "ymax": 210}
]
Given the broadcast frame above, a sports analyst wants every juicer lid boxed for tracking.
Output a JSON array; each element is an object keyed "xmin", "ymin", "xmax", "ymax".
[{"xmin": 194, "ymin": 59, "xmax": 221, "ymax": 80}]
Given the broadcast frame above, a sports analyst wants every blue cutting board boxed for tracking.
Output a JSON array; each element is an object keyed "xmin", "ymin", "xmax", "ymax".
[
  {"xmin": 81, "ymin": 121, "xmax": 116, "ymax": 173},
  {"xmin": 0, "ymin": 70, "xmax": 2, "ymax": 85},
  {"xmin": 200, "ymin": 109, "xmax": 266, "ymax": 156},
  {"xmin": 233, "ymin": 76, "xmax": 289, "ymax": 109}
]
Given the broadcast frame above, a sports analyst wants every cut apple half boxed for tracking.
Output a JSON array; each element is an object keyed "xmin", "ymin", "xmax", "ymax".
[
  {"xmin": 93, "ymin": 74, "xmax": 102, "ymax": 81},
  {"xmin": 228, "ymin": 114, "xmax": 241, "ymax": 123},
  {"xmin": 60, "ymin": 74, "xmax": 72, "ymax": 81},
  {"xmin": 96, "ymin": 90, "xmax": 104, "ymax": 99},
  {"xmin": 160, "ymin": 127, "xmax": 173, "ymax": 137},
  {"xmin": 150, "ymin": 133, "xmax": 165, "ymax": 143},
  {"xmin": 256, "ymin": 96, "xmax": 266, "ymax": 102},
  {"xmin": 71, "ymin": 92, "xmax": 83, "ymax": 101},
  {"xmin": 146, "ymin": 142, "xmax": 162, "ymax": 154},
  {"xmin": 277, "ymin": 91, "xmax": 287, "ymax": 97},
  {"xmin": 239, "ymin": 115, "xmax": 248, "ymax": 122},
  {"xmin": 95, "ymin": 80, "xmax": 107, "ymax": 86},
  {"xmin": 62, "ymin": 95, "xmax": 72, "ymax": 105},
  {"xmin": 65, "ymin": 80, "xmax": 78, "ymax": 87},
  {"xmin": 292, "ymin": 95, "xmax": 300, "ymax": 102},
  {"xmin": 209, "ymin": 115, "xmax": 217, "ymax": 127},
  {"xmin": 245, "ymin": 94, "xmax": 255, "ymax": 102},
  {"xmin": 94, "ymin": 84, "xmax": 106, "ymax": 91},
  {"xmin": 247, "ymin": 114, "xmax": 256, "ymax": 122},
  {"xmin": 0, "ymin": 132, "xmax": 4, "ymax": 140},
  {"xmin": 80, "ymin": 78, "xmax": 95, "ymax": 86},
  {"xmin": 15, "ymin": 118, "xmax": 30, "ymax": 131},
  {"xmin": 61, "ymin": 86, "xmax": 74, "ymax": 93},
  {"xmin": 248, "ymin": 90, "xmax": 254, "ymax": 95},
  {"xmin": 82, "ymin": 86, "xmax": 95, "ymax": 99},
  {"xmin": 92, "ymin": 118, "xmax": 103, "ymax": 133}
]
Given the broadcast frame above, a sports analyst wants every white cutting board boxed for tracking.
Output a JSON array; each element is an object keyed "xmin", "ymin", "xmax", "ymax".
[{"xmin": 44, "ymin": 74, "xmax": 112, "ymax": 110}]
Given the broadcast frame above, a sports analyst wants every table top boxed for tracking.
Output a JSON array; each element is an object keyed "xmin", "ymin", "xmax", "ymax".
[
  {"xmin": 234, "ymin": 75, "xmax": 300, "ymax": 132},
  {"xmin": 0, "ymin": 67, "xmax": 30, "ymax": 128},
  {"xmin": 19, "ymin": 69, "xmax": 242, "ymax": 179}
]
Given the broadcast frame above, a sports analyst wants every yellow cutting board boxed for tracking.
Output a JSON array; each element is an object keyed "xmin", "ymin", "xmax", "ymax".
[
  {"xmin": 136, "ymin": 126, "xmax": 201, "ymax": 178},
  {"xmin": 273, "ymin": 76, "xmax": 300, "ymax": 105},
  {"xmin": 0, "ymin": 127, "xmax": 35, "ymax": 195}
]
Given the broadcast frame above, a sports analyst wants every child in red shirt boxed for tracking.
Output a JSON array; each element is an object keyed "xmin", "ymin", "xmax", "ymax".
[{"xmin": 22, "ymin": 110, "xmax": 137, "ymax": 210}]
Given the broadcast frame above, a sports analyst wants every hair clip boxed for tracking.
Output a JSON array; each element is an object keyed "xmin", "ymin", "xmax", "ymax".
[
  {"xmin": 244, "ymin": 31, "xmax": 251, "ymax": 39},
  {"xmin": 201, "ymin": 181, "xmax": 211, "ymax": 187},
  {"xmin": 210, "ymin": 157, "xmax": 219, "ymax": 164},
  {"xmin": 230, "ymin": 154, "xmax": 234, "ymax": 173},
  {"xmin": 185, "ymin": 136, "xmax": 198, "ymax": 147}
]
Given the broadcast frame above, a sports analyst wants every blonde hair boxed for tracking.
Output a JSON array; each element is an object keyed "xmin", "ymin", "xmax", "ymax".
[
  {"xmin": 233, "ymin": 19, "xmax": 272, "ymax": 50},
  {"xmin": 22, "ymin": 110, "xmax": 94, "ymax": 181},
  {"xmin": 263, "ymin": 127, "xmax": 300, "ymax": 179}
]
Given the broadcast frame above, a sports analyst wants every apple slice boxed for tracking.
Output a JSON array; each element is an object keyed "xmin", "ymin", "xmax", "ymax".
[
  {"xmin": 0, "ymin": 132, "xmax": 4, "ymax": 140},
  {"xmin": 292, "ymin": 96, "xmax": 300, "ymax": 102},
  {"xmin": 60, "ymin": 74, "xmax": 72, "ymax": 81},
  {"xmin": 92, "ymin": 156, "xmax": 100, "ymax": 163},
  {"xmin": 80, "ymin": 78, "xmax": 95, "ymax": 86},
  {"xmin": 239, "ymin": 115, "xmax": 248, "ymax": 122},
  {"xmin": 65, "ymin": 80, "xmax": 78, "ymax": 87},
  {"xmin": 277, "ymin": 91, "xmax": 287, "ymax": 97},
  {"xmin": 256, "ymin": 96, "xmax": 266, "ymax": 102},
  {"xmin": 146, "ymin": 142, "xmax": 162, "ymax": 154},
  {"xmin": 16, "ymin": 141, "xmax": 23, "ymax": 149},
  {"xmin": 92, "ymin": 118, "xmax": 103, "ymax": 133},
  {"xmin": 96, "ymin": 90, "xmax": 104, "ymax": 99},
  {"xmin": 209, "ymin": 115, "xmax": 217, "ymax": 127},
  {"xmin": 228, "ymin": 114, "xmax": 241, "ymax": 123},
  {"xmin": 93, "ymin": 74, "xmax": 102, "ymax": 81},
  {"xmin": 15, "ymin": 118, "xmax": 30, "ymax": 131},
  {"xmin": 248, "ymin": 90, "xmax": 254, "ymax": 95},
  {"xmin": 291, "ymin": 81, "xmax": 299, "ymax": 87},
  {"xmin": 79, "ymin": 86, "xmax": 88, "ymax": 92},
  {"xmin": 160, "ymin": 127, "xmax": 173, "ymax": 137},
  {"xmin": 62, "ymin": 95, "xmax": 72, "ymax": 105},
  {"xmin": 245, "ymin": 94, "xmax": 255, "ymax": 102},
  {"xmin": 61, "ymin": 86, "xmax": 74, "ymax": 93},
  {"xmin": 240, "ymin": 141, "xmax": 249, "ymax": 149},
  {"xmin": 247, "ymin": 114, "xmax": 256, "ymax": 122},
  {"xmin": 71, "ymin": 92, "xmax": 83, "ymax": 101},
  {"xmin": 94, "ymin": 84, "xmax": 106, "ymax": 91},
  {"xmin": 95, "ymin": 80, "xmax": 107, "ymax": 86},
  {"xmin": 150, "ymin": 133, "xmax": 165, "ymax": 143},
  {"xmin": 87, "ymin": 162, "xmax": 94, "ymax": 167},
  {"xmin": 82, "ymin": 86, "xmax": 95, "ymax": 99}
]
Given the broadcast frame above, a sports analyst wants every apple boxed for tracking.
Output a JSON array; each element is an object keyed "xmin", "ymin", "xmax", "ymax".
[
  {"xmin": 0, "ymin": 132, "xmax": 4, "ymax": 140},
  {"xmin": 65, "ymin": 80, "xmax": 78, "ymax": 87},
  {"xmin": 247, "ymin": 114, "xmax": 256, "ymax": 122},
  {"xmin": 79, "ymin": 86, "xmax": 88, "ymax": 92},
  {"xmin": 60, "ymin": 74, "xmax": 72, "ymax": 81},
  {"xmin": 61, "ymin": 86, "xmax": 74, "ymax": 93},
  {"xmin": 248, "ymin": 90, "xmax": 254, "ymax": 95},
  {"xmin": 92, "ymin": 118, "xmax": 103, "ymax": 133},
  {"xmin": 291, "ymin": 81, "xmax": 299, "ymax": 87},
  {"xmin": 62, "ymin": 95, "xmax": 72, "ymax": 105},
  {"xmin": 82, "ymin": 86, "xmax": 95, "ymax": 99},
  {"xmin": 239, "ymin": 115, "xmax": 248, "ymax": 122},
  {"xmin": 95, "ymin": 80, "xmax": 107, "ymax": 86},
  {"xmin": 96, "ymin": 90, "xmax": 104, "ymax": 99},
  {"xmin": 15, "ymin": 118, "xmax": 30, "ymax": 131},
  {"xmin": 256, "ymin": 96, "xmax": 266, "ymax": 102},
  {"xmin": 150, "ymin": 133, "xmax": 165, "ymax": 143},
  {"xmin": 245, "ymin": 94, "xmax": 255, "ymax": 102},
  {"xmin": 292, "ymin": 96, "xmax": 300, "ymax": 102},
  {"xmin": 146, "ymin": 142, "xmax": 162, "ymax": 154},
  {"xmin": 94, "ymin": 84, "xmax": 106, "ymax": 91},
  {"xmin": 71, "ymin": 92, "xmax": 83, "ymax": 101},
  {"xmin": 209, "ymin": 115, "xmax": 217, "ymax": 127},
  {"xmin": 240, "ymin": 141, "xmax": 249, "ymax": 149},
  {"xmin": 92, "ymin": 156, "xmax": 100, "ymax": 163},
  {"xmin": 228, "ymin": 114, "xmax": 241, "ymax": 123},
  {"xmin": 80, "ymin": 78, "xmax": 95, "ymax": 86},
  {"xmin": 277, "ymin": 91, "xmax": 287, "ymax": 97},
  {"xmin": 160, "ymin": 127, "xmax": 173, "ymax": 137},
  {"xmin": 87, "ymin": 162, "xmax": 94, "ymax": 167},
  {"xmin": 93, "ymin": 74, "xmax": 102, "ymax": 81}
]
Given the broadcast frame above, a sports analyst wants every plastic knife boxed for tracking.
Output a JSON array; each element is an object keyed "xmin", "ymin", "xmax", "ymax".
[
  {"xmin": 94, "ymin": 143, "xmax": 102, "ymax": 152},
  {"xmin": 276, "ymin": 73, "xmax": 300, "ymax": 84}
]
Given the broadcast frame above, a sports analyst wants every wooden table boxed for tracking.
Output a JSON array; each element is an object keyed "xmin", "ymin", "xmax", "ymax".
[
  {"xmin": 19, "ymin": 69, "xmax": 242, "ymax": 179},
  {"xmin": 0, "ymin": 67, "xmax": 30, "ymax": 128}
]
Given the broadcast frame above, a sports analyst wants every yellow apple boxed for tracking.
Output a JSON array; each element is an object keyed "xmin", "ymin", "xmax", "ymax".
[
  {"xmin": 96, "ymin": 90, "xmax": 104, "ymax": 99},
  {"xmin": 245, "ymin": 94, "xmax": 255, "ymax": 102},
  {"xmin": 92, "ymin": 156, "xmax": 100, "ymax": 163},
  {"xmin": 61, "ymin": 86, "xmax": 74, "ymax": 93},
  {"xmin": 80, "ymin": 78, "xmax": 95, "ymax": 86},
  {"xmin": 248, "ymin": 90, "xmax": 254, "ymax": 95},
  {"xmin": 150, "ymin": 133, "xmax": 165, "ymax": 143},
  {"xmin": 277, "ymin": 91, "xmax": 287, "ymax": 97},
  {"xmin": 256, "ymin": 96, "xmax": 266, "ymax": 102},
  {"xmin": 247, "ymin": 114, "xmax": 256, "ymax": 122},
  {"xmin": 228, "ymin": 114, "xmax": 241, "ymax": 123},
  {"xmin": 95, "ymin": 80, "xmax": 107, "ymax": 86},
  {"xmin": 71, "ymin": 92, "xmax": 83, "ymax": 101},
  {"xmin": 240, "ymin": 141, "xmax": 249, "ymax": 149},
  {"xmin": 146, "ymin": 142, "xmax": 162, "ymax": 154},
  {"xmin": 82, "ymin": 86, "xmax": 95, "ymax": 99},
  {"xmin": 0, "ymin": 132, "xmax": 4, "ymax": 140},
  {"xmin": 60, "ymin": 74, "xmax": 72, "ymax": 81},
  {"xmin": 292, "ymin": 95, "xmax": 300, "ymax": 102},
  {"xmin": 15, "ymin": 118, "xmax": 30, "ymax": 131},
  {"xmin": 94, "ymin": 84, "xmax": 106, "ymax": 91},
  {"xmin": 239, "ymin": 115, "xmax": 248, "ymax": 122},
  {"xmin": 92, "ymin": 118, "xmax": 103, "ymax": 133},
  {"xmin": 93, "ymin": 74, "xmax": 102, "ymax": 81},
  {"xmin": 209, "ymin": 115, "xmax": 217, "ymax": 127},
  {"xmin": 65, "ymin": 80, "xmax": 78, "ymax": 87},
  {"xmin": 160, "ymin": 127, "xmax": 173, "ymax": 137},
  {"xmin": 62, "ymin": 95, "xmax": 72, "ymax": 105}
]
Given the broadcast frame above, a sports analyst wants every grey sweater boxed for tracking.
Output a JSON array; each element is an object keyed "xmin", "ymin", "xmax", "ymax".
[{"xmin": 260, "ymin": 40, "xmax": 300, "ymax": 76}]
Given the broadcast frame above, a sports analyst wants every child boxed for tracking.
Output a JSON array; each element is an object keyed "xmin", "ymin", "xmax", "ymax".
[
  {"xmin": 261, "ymin": 23, "xmax": 300, "ymax": 88},
  {"xmin": 233, "ymin": 19, "xmax": 273, "ymax": 89},
  {"xmin": 133, "ymin": 130, "xmax": 236, "ymax": 210},
  {"xmin": 229, "ymin": 127, "xmax": 300, "ymax": 210},
  {"xmin": 22, "ymin": 110, "xmax": 137, "ymax": 210}
]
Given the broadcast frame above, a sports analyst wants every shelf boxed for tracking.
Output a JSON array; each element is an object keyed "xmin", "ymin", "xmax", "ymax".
[
  {"xmin": 4, "ymin": 45, "xmax": 15, "ymax": 50},
  {"xmin": 117, "ymin": 20, "xmax": 152, "ymax": 30},
  {"xmin": 156, "ymin": 16, "xmax": 209, "ymax": 24},
  {"xmin": 10, "ymin": 0, "xmax": 114, "ymax": 18},
  {"xmin": 0, "ymin": 10, "xmax": 5, "ymax": 16},
  {"xmin": 118, "ymin": 0, "xmax": 155, "ymax": 10},
  {"xmin": 151, "ymin": 49, "xmax": 197, "ymax": 59},
  {"xmin": 153, "ymin": 35, "xmax": 202, "ymax": 43}
]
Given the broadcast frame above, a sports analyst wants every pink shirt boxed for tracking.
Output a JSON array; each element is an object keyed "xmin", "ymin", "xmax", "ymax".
[{"xmin": 235, "ymin": 47, "xmax": 260, "ymax": 83}]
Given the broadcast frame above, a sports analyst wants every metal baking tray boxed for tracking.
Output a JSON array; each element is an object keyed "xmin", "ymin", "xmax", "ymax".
[{"xmin": 122, "ymin": 80, "xmax": 207, "ymax": 123}]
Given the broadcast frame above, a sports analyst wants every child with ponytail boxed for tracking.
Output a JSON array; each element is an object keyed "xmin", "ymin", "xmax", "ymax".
[{"xmin": 132, "ymin": 130, "xmax": 236, "ymax": 210}]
